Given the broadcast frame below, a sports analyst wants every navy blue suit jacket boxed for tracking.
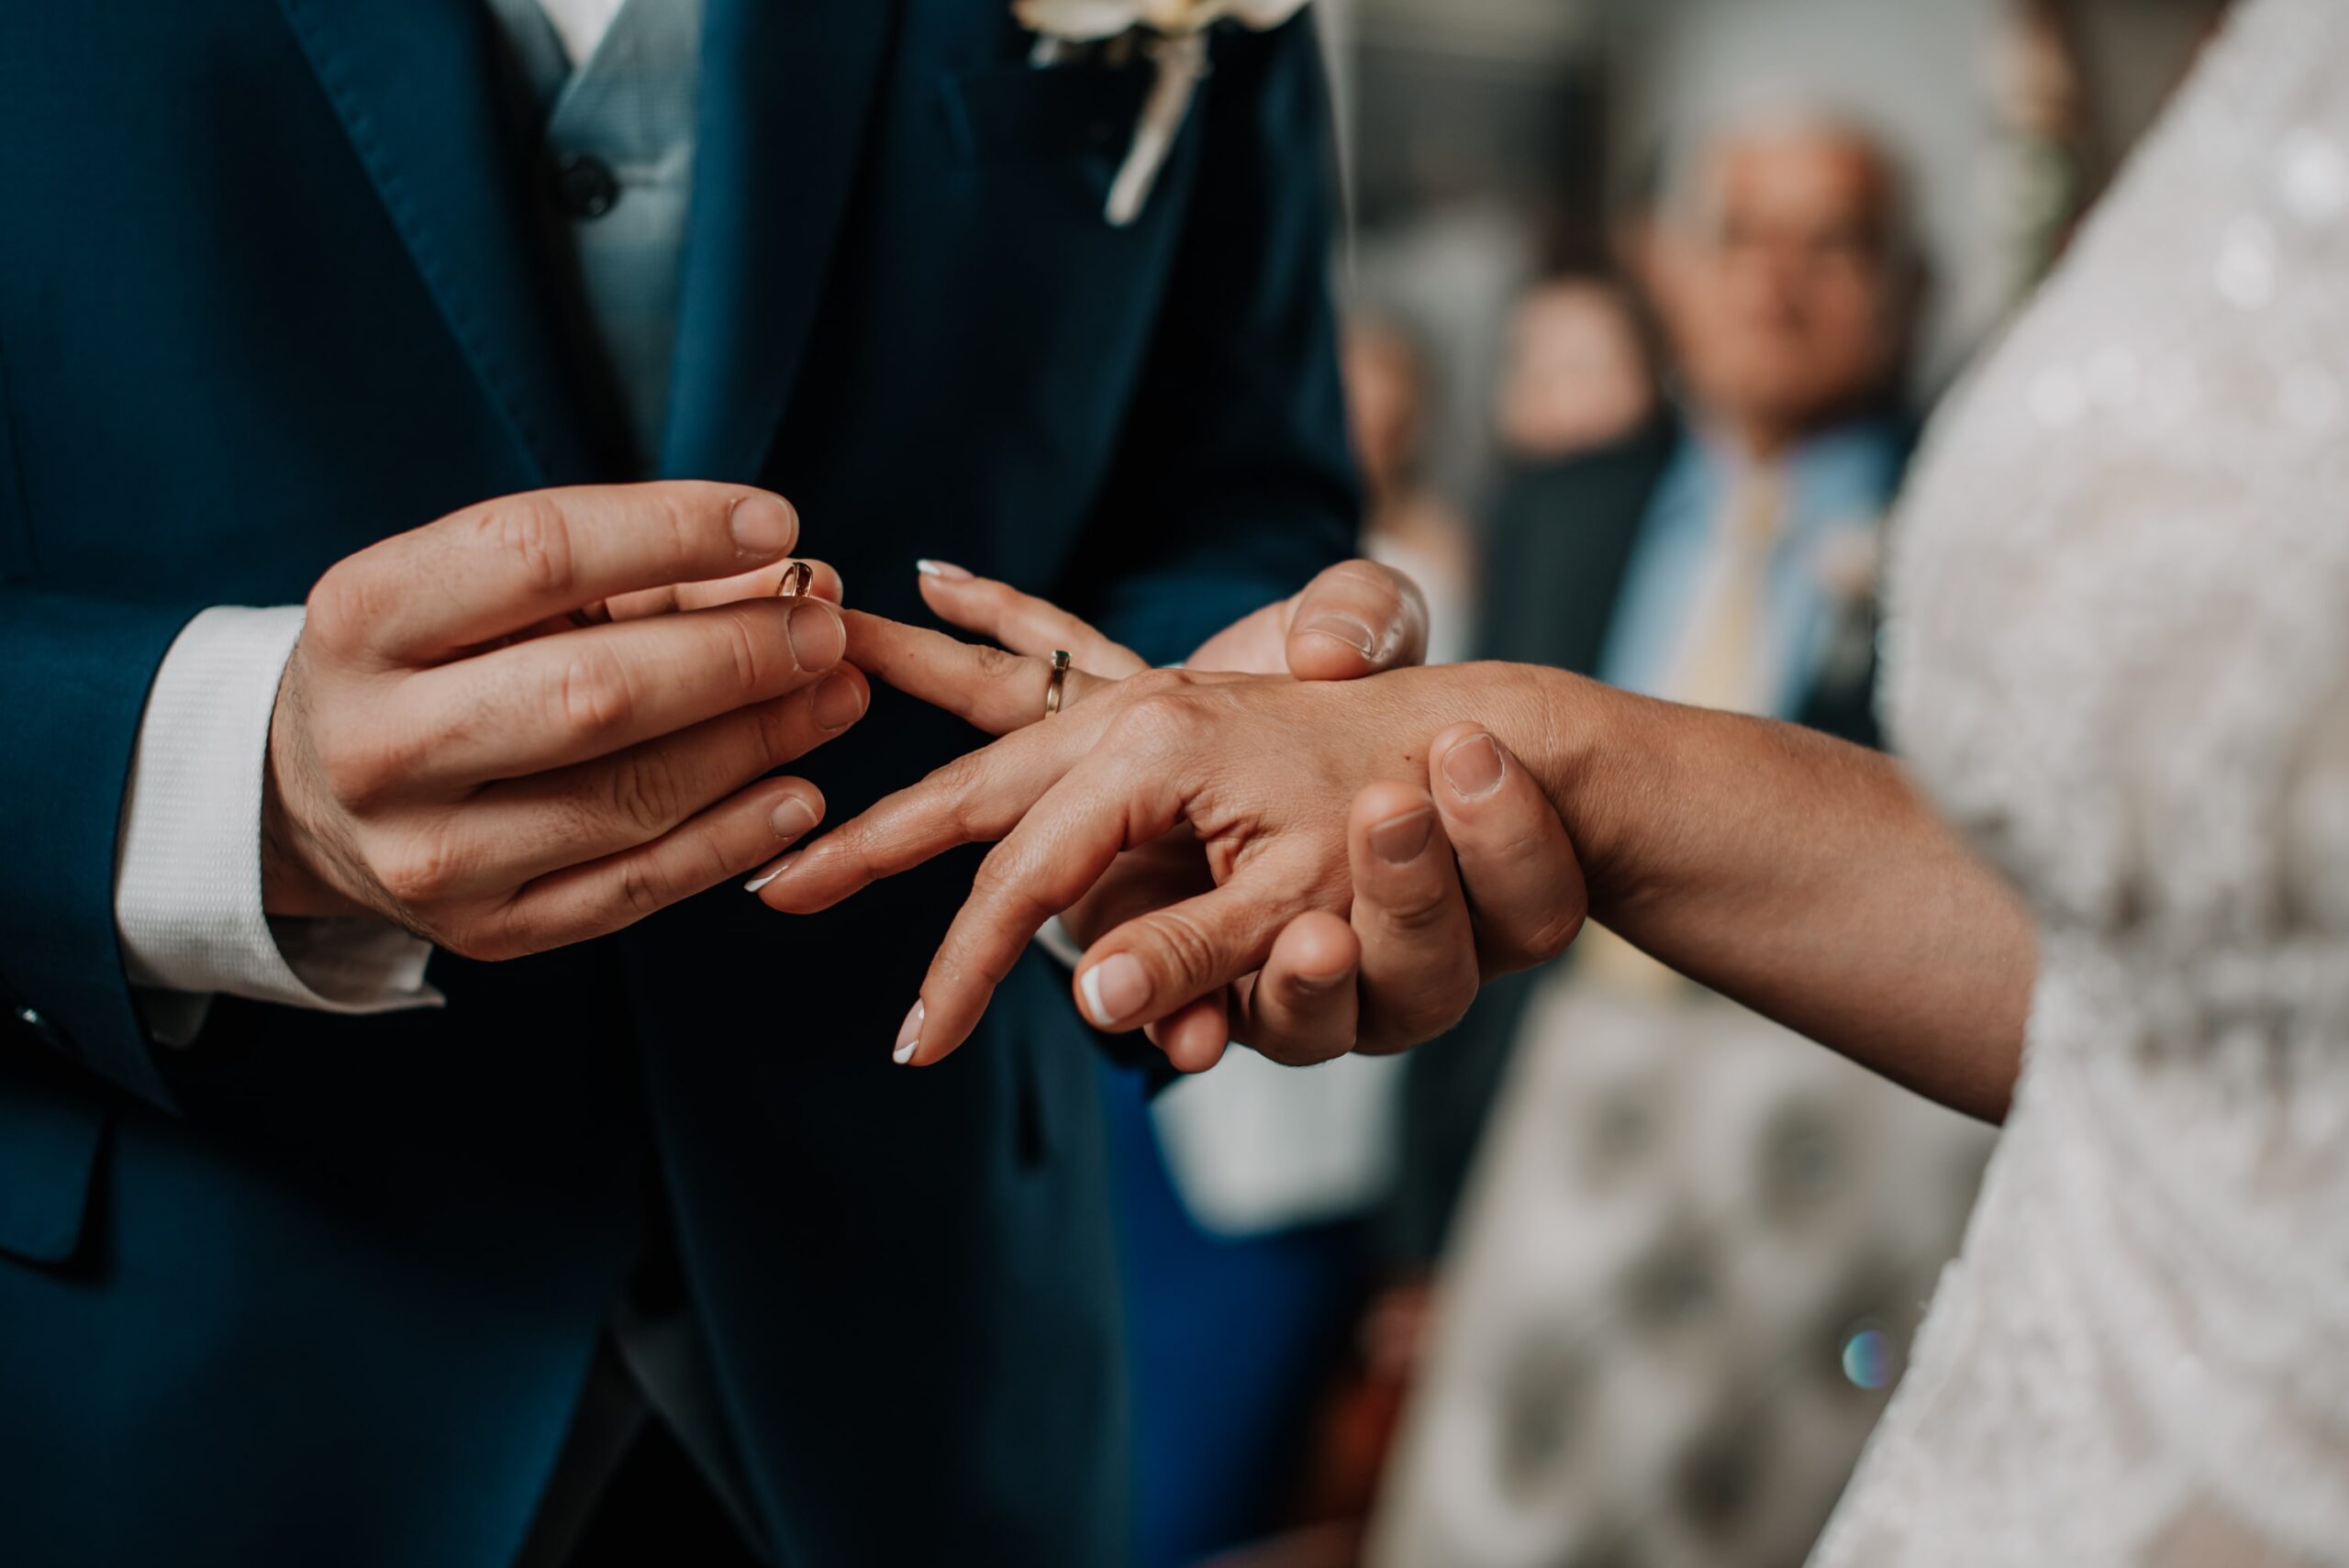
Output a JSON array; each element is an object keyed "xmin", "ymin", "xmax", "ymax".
[{"xmin": 0, "ymin": 5, "xmax": 1354, "ymax": 1564}]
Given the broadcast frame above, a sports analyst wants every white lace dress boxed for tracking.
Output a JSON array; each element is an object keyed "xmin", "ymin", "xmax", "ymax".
[{"xmin": 1812, "ymin": 1, "xmax": 2349, "ymax": 1562}]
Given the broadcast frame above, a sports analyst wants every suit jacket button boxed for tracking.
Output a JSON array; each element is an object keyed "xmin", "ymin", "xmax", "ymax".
[
  {"xmin": 554, "ymin": 153, "xmax": 620, "ymax": 219},
  {"xmin": 14, "ymin": 1005, "xmax": 64, "ymax": 1051}
]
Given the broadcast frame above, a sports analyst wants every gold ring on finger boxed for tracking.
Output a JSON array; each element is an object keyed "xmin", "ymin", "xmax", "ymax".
[{"xmin": 1043, "ymin": 650, "xmax": 1072, "ymax": 718}]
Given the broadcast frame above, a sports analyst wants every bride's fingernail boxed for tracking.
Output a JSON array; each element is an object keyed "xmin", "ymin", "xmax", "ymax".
[
  {"xmin": 744, "ymin": 853, "xmax": 799, "ymax": 895},
  {"xmin": 1442, "ymin": 732, "xmax": 1506, "ymax": 799},
  {"xmin": 916, "ymin": 558, "xmax": 973, "ymax": 581},
  {"xmin": 893, "ymin": 999, "xmax": 926, "ymax": 1064},
  {"xmin": 1299, "ymin": 614, "xmax": 1377, "ymax": 659},
  {"xmin": 1079, "ymin": 953, "xmax": 1151, "ymax": 1029},
  {"xmin": 1370, "ymin": 806, "xmax": 1435, "ymax": 863}
]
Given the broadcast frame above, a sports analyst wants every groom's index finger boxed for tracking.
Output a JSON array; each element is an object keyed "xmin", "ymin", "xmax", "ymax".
[{"xmin": 324, "ymin": 483, "xmax": 799, "ymax": 663}]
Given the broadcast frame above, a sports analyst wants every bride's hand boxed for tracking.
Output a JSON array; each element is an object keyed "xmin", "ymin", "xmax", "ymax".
[
  {"xmin": 893, "ymin": 556, "xmax": 1440, "ymax": 1062},
  {"xmin": 757, "ymin": 618, "xmax": 1586, "ymax": 1066}
]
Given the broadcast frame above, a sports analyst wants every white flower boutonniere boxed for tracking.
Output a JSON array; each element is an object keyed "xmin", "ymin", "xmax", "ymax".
[{"xmin": 1016, "ymin": 0, "xmax": 1311, "ymax": 226}]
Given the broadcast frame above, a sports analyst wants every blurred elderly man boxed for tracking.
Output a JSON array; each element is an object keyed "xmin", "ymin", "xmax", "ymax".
[
  {"xmin": 1372, "ymin": 112, "xmax": 1992, "ymax": 1568},
  {"xmin": 1484, "ymin": 106, "xmax": 1923, "ymax": 735}
]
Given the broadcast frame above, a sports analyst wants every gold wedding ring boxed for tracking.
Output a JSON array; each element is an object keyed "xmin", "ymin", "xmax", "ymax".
[
  {"xmin": 775, "ymin": 560, "xmax": 813, "ymax": 599},
  {"xmin": 1043, "ymin": 650, "xmax": 1072, "ymax": 718}
]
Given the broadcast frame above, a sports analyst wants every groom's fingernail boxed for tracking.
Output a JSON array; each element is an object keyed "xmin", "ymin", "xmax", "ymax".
[
  {"xmin": 916, "ymin": 558, "xmax": 974, "ymax": 582},
  {"xmin": 1299, "ymin": 614, "xmax": 1377, "ymax": 659},
  {"xmin": 1370, "ymin": 806, "xmax": 1435, "ymax": 864},
  {"xmin": 811, "ymin": 672, "xmax": 866, "ymax": 731},
  {"xmin": 769, "ymin": 797, "xmax": 818, "ymax": 840},
  {"xmin": 1079, "ymin": 954, "xmax": 1152, "ymax": 1029},
  {"xmin": 1442, "ymin": 732, "xmax": 1506, "ymax": 799},
  {"xmin": 894, "ymin": 999, "xmax": 925, "ymax": 1064},
  {"xmin": 785, "ymin": 599, "xmax": 844, "ymax": 670},
  {"xmin": 730, "ymin": 494, "xmax": 797, "ymax": 559}
]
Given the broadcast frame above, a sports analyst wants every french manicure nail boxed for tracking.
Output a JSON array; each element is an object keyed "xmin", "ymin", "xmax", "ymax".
[
  {"xmin": 785, "ymin": 597, "xmax": 844, "ymax": 670},
  {"xmin": 811, "ymin": 671, "xmax": 866, "ymax": 730},
  {"xmin": 730, "ymin": 495, "xmax": 796, "ymax": 559},
  {"xmin": 894, "ymin": 999, "xmax": 925, "ymax": 1064},
  {"xmin": 916, "ymin": 558, "xmax": 974, "ymax": 581},
  {"xmin": 1079, "ymin": 953, "xmax": 1152, "ymax": 1029},
  {"xmin": 1442, "ymin": 732, "xmax": 1506, "ymax": 799},
  {"xmin": 744, "ymin": 853, "xmax": 799, "ymax": 895},
  {"xmin": 1298, "ymin": 614, "xmax": 1377, "ymax": 659},
  {"xmin": 1369, "ymin": 806, "xmax": 1435, "ymax": 863}
]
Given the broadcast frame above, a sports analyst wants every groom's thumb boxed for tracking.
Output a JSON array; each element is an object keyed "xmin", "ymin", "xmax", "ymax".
[{"xmin": 1284, "ymin": 559, "xmax": 1430, "ymax": 682}]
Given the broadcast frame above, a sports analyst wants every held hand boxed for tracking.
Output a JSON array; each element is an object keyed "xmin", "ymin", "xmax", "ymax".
[
  {"xmin": 264, "ymin": 483, "xmax": 869, "ymax": 959},
  {"xmin": 901, "ymin": 557, "xmax": 1435, "ymax": 1057},
  {"xmin": 759, "ymin": 619, "xmax": 1586, "ymax": 1067}
]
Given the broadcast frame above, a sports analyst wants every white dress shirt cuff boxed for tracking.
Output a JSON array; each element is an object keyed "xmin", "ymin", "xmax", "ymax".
[{"xmin": 115, "ymin": 606, "xmax": 441, "ymax": 1043}]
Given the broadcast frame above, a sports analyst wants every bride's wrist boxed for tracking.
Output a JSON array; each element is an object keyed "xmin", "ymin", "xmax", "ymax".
[{"xmin": 1450, "ymin": 661, "xmax": 1647, "ymax": 905}]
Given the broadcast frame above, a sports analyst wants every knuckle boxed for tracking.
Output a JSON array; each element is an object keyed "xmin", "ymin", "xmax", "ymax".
[
  {"xmin": 1114, "ymin": 688, "xmax": 1197, "ymax": 749},
  {"xmin": 967, "ymin": 852, "xmax": 1050, "ymax": 929},
  {"xmin": 304, "ymin": 567, "xmax": 374, "ymax": 654},
  {"xmin": 1143, "ymin": 906, "xmax": 1220, "ymax": 992},
  {"xmin": 1390, "ymin": 985, "xmax": 1473, "ymax": 1046},
  {"xmin": 319, "ymin": 736, "xmax": 398, "ymax": 807},
  {"xmin": 927, "ymin": 757, "xmax": 989, "ymax": 833},
  {"xmin": 1517, "ymin": 908, "xmax": 1587, "ymax": 969},
  {"xmin": 551, "ymin": 649, "xmax": 636, "ymax": 738},
  {"xmin": 651, "ymin": 487, "xmax": 705, "ymax": 567},
  {"xmin": 749, "ymin": 696, "xmax": 802, "ymax": 764},
  {"xmin": 373, "ymin": 830, "xmax": 469, "ymax": 906},
  {"xmin": 478, "ymin": 495, "xmax": 577, "ymax": 598},
  {"xmin": 470, "ymin": 906, "xmax": 540, "ymax": 962},
  {"xmin": 436, "ymin": 922, "xmax": 501, "ymax": 962},
  {"xmin": 613, "ymin": 859, "xmax": 670, "ymax": 921},
  {"xmin": 313, "ymin": 706, "xmax": 434, "ymax": 808},
  {"xmin": 971, "ymin": 643, "xmax": 1027, "ymax": 684},
  {"xmin": 1379, "ymin": 878, "xmax": 1459, "ymax": 935},
  {"xmin": 605, "ymin": 746, "xmax": 685, "ymax": 836},
  {"xmin": 718, "ymin": 606, "xmax": 770, "ymax": 692}
]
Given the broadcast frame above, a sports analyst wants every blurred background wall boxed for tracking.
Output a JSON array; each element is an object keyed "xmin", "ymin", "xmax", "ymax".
[{"xmin": 1325, "ymin": 0, "xmax": 2219, "ymax": 516}]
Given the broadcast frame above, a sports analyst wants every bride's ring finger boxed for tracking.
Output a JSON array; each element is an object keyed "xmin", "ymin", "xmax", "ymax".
[{"xmin": 841, "ymin": 609, "xmax": 1113, "ymax": 736}]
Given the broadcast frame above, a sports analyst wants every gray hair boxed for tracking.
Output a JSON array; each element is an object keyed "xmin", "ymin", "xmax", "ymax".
[{"xmin": 1656, "ymin": 98, "xmax": 1923, "ymax": 270}]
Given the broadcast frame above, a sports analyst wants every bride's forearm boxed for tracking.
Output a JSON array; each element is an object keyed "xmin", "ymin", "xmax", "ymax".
[{"xmin": 1478, "ymin": 662, "xmax": 2033, "ymax": 1122}]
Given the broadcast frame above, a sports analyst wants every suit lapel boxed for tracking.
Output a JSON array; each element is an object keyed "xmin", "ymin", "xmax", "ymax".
[
  {"xmin": 276, "ymin": 0, "xmax": 606, "ymax": 485},
  {"xmin": 657, "ymin": 0, "xmax": 901, "ymax": 481}
]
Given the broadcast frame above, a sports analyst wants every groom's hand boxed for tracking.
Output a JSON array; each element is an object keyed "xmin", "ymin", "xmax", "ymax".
[{"xmin": 263, "ymin": 483, "xmax": 868, "ymax": 959}]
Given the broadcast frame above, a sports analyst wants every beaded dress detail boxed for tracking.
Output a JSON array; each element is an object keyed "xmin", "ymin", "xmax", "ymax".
[{"xmin": 1813, "ymin": 1, "xmax": 2349, "ymax": 1562}]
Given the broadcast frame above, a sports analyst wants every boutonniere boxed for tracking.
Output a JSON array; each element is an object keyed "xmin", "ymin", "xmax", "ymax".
[
  {"xmin": 1810, "ymin": 520, "xmax": 1886, "ymax": 688},
  {"xmin": 1016, "ymin": 0, "xmax": 1311, "ymax": 226}
]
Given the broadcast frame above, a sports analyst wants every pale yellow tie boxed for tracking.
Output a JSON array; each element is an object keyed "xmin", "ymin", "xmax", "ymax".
[
  {"xmin": 1666, "ymin": 465, "xmax": 1787, "ymax": 715},
  {"xmin": 1583, "ymin": 466, "xmax": 1787, "ymax": 997}
]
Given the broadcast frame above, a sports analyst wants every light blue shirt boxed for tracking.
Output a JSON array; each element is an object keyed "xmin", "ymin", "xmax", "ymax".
[{"xmin": 1598, "ymin": 417, "xmax": 1905, "ymax": 719}]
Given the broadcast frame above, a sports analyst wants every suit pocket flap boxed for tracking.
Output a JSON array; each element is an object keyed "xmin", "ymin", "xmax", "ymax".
[{"xmin": 0, "ymin": 1048, "xmax": 109, "ymax": 1265}]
